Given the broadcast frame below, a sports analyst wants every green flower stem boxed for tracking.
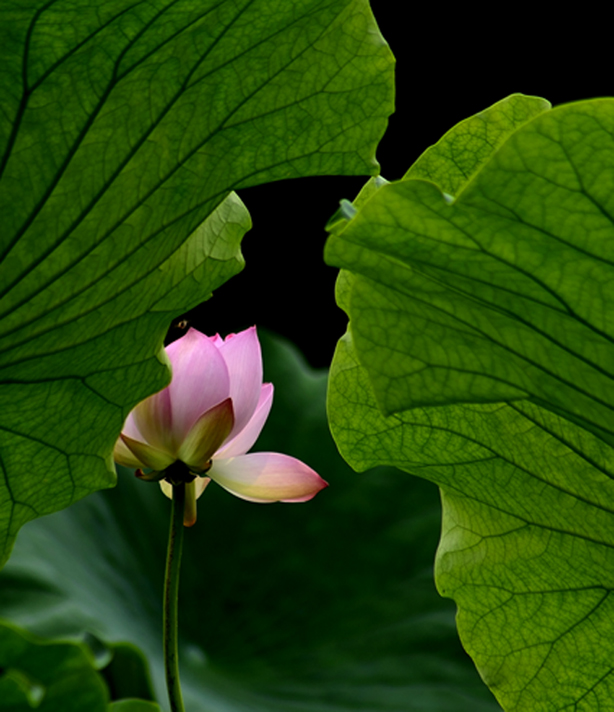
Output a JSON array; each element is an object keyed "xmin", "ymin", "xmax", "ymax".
[{"xmin": 164, "ymin": 482, "xmax": 186, "ymax": 712}]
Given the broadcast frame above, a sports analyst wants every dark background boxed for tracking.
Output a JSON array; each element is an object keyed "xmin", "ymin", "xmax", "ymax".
[{"xmin": 177, "ymin": 5, "xmax": 608, "ymax": 368}]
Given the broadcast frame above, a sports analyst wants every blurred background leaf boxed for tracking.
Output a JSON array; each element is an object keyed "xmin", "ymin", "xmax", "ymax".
[
  {"xmin": 0, "ymin": 620, "xmax": 109, "ymax": 711},
  {"xmin": 108, "ymin": 702, "xmax": 162, "ymax": 712}
]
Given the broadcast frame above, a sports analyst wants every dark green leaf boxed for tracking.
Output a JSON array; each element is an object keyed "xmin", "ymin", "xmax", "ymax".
[
  {"xmin": 101, "ymin": 643, "xmax": 156, "ymax": 704},
  {"xmin": 0, "ymin": 620, "xmax": 109, "ymax": 710}
]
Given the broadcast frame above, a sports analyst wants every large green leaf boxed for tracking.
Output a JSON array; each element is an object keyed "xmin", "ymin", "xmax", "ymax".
[
  {"xmin": 324, "ymin": 96, "xmax": 614, "ymax": 710},
  {"xmin": 325, "ymin": 97, "xmax": 614, "ymax": 439},
  {"xmin": 328, "ymin": 329, "xmax": 614, "ymax": 712},
  {"xmin": 0, "ymin": 0, "xmax": 394, "ymax": 566},
  {"xmin": 0, "ymin": 332, "xmax": 500, "ymax": 712}
]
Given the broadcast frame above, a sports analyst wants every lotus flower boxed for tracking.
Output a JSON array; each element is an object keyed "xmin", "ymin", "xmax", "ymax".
[{"xmin": 114, "ymin": 326, "xmax": 328, "ymax": 525}]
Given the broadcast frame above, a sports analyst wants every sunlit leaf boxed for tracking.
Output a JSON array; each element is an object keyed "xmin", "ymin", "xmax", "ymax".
[
  {"xmin": 325, "ymin": 95, "xmax": 614, "ymax": 710},
  {"xmin": 328, "ymin": 330, "xmax": 614, "ymax": 712},
  {"xmin": 404, "ymin": 93, "xmax": 550, "ymax": 194},
  {"xmin": 326, "ymin": 97, "xmax": 614, "ymax": 441}
]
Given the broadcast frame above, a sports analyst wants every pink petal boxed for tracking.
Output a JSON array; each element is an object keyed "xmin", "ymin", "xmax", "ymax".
[
  {"xmin": 159, "ymin": 476, "xmax": 210, "ymax": 501},
  {"xmin": 194, "ymin": 476, "xmax": 211, "ymax": 499},
  {"xmin": 115, "ymin": 411, "xmax": 150, "ymax": 467},
  {"xmin": 113, "ymin": 435, "xmax": 145, "ymax": 469},
  {"xmin": 177, "ymin": 398, "xmax": 234, "ymax": 471},
  {"xmin": 208, "ymin": 452, "xmax": 328, "ymax": 503},
  {"xmin": 160, "ymin": 479, "xmax": 172, "ymax": 499},
  {"xmin": 215, "ymin": 327, "xmax": 263, "ymax": 442},
  {"xmin": 132, "ymin": 385, "xmax": 174, "ymax": 454},
  {"xmin": 165, "ymin": 329, "xmax": 231, "ymax": 442},
  {"xmin": 120, "ymin": 433, "xmax": 176, "ymax": 471},
  {"xmin": 121, "ymin": 411, "xmax": 143, "ymax": 441},
  {"xmin": 215, "ymin": 383, "xmax": 273, "ymax": 459}
]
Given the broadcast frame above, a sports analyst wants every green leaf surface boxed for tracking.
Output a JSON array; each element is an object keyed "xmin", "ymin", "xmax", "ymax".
[
  {"xmin": 0, "ymin": 193, "xmax": 248, "ymax": 571},
  {"xmin": 0, "ymin": 0, "xmax": 395, "ymax": 566},
  {"xmin": 325, "ymin": 96, "xmax": 614, "ymax": 710},
  {"xmin": 0, "ymin": 333, "xmax": 499, "ymax": 712},
  {"xmin": 403, "ymin": 94, "xmax": 551, "ymax": 196},
  {"xmin": 325, "ymin": 97, "xmax": 614, "ymax": 441},
  {"xmin": 328, "ymin": 330, "xmax": 614, "ymax": 711},
  {"xmin": 0, "ymin": 620, "xmax": 109, "ymax": 710},
  {"xmin": 326, "ymin": 94, "xmax": 550, "ymax": 238}
]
